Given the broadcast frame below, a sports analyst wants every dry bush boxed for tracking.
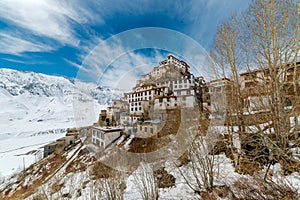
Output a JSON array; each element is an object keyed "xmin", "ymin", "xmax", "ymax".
[
  {"xmin": 154, "ymin": 167, "xmax": 175, "ymax": 188},
  {"xmin": 211, "ymin": 135, "xmax": 233, "ymax": 158},
  {"xmin": 128, "ymin": 136, "xmax": 159, "ymax": 153},
  {"xmin": 229, "ymin": 175, "xmax": 299, "ymax": 200},
  {"xmin": 31, "ymin": 193, "xmax": 48, "ymax": 200},
  {"xmin": 90, "ymin": 161, "xmax": 114, "ymax": 179},
  {"xmin": 89, "ymin": 162, "xmax": 125, "ymax": 200},
  {"xmin": 279, "ymin": 158, "xmax": 300, "ymax": 176},
  {"xmin": 178, "ymin": 134, "xmax": 216, "ymax": 194},
  {"xmin": 98, "ymin": 170, "xmax": 126, "ymax": 200},
  {"xmin": 133, "ymin": 162, "xmax": 159, "ymax": 200}
]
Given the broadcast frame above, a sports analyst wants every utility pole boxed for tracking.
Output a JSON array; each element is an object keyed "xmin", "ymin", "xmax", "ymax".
[{"xmin": 23, "ymin": 157, "xmax": 25, "ymax": 171}]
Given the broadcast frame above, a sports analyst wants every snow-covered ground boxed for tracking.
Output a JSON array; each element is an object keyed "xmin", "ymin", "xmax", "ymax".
[{"xmin": 0, "ymin": 132, "xmax": 65, "ymax": 177}]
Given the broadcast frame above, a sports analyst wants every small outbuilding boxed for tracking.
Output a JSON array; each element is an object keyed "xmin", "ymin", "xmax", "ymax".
[
  {"xmin": 43, "ymin": 140, "xmax": 65, "ymax": 158},
  {"xmin": 91, "ymin": 126, "xmax": 123, "ymax": 149}
]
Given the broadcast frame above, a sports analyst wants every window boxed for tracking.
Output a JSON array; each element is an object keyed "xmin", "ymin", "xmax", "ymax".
[
  {"xmin": 177, "ymin": 91, "xmax": 181, "ymax": 95},
  {"xmin": 139, "ymin": 107, "xmax": 142, "ymax": 110},
  {"xmin": 179, "ymin": 85, "xmax": 182, "ymax": 88},
  {"xmin": 150, "ymin": 128, "xmax": 153, "ymax": 134},
  {"xmin": 135, "ymin": 108, "xmax": 137, "ymax": 111},
  {"xmin": 131, "ymin": 108, "xmax": 133, "ymax": 111},
  {"xmin": 144, "ymin": 127, "xmax": 147, "ymax": 132},
  {"xmin": 139, "ymin": 102, "xmax": 141, "ymax": 105}
]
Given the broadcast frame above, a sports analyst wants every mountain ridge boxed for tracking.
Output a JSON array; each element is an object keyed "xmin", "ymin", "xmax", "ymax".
[{"xmin": 0, "ymin": 68, "xmax": 122, "ymax": 138}]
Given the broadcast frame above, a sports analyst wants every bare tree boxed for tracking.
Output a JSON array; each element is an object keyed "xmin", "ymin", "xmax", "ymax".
[
  {"xmin": 98, "ymin": 170, "xmax": 125, "ymax": 200},
  {"xmin": 243, "ymin": 0, "xmax": 299, "ymax": 149},
  {"xmin": 133, "ymin": 162, "xmax": 159, "ymax": 200},
  {"xmin": 177, "ymin": 126, "xmax": 218, "ymax": 195},
  {"xmin": 210, "ymin": 0, "xmax": 299, "ymax": 176},
  {"xmin": 210, "ymin": 14, "xmax": 245, "ymax": 172}
]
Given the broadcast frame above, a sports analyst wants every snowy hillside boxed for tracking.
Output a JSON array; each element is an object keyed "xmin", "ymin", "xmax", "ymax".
[
  {"xmin": 0, "ymin": 68, "xmax": 121, "ymax": 177},
  {"xmin": 0, "ymin": 68, "xmax": 121, "ymax": 138}
]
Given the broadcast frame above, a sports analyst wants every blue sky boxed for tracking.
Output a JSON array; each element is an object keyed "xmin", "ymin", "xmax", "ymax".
[{"xmin": 0, "ymin": 0, "xmax": 250, "ymax": 88}]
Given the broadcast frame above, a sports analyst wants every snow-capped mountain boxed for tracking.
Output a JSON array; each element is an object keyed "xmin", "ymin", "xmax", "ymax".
[{"xmin": 0, "ymin": 68, "xmax": 122, "ymax": 139}]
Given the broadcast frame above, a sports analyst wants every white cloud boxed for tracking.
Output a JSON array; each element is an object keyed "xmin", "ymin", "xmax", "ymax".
[
  {"xmin": 63, "ymin": 59, "xmax": 91, "ymax": 74},
  {"xmin": 0, "ymin": 0, "xmax": 101, "ymax": 46},
  {"xmin": 0, "ymin": 33, "xmax": 53, "ymax": 55},
  {"xmin": 183, "ymin": 0, "xmax": 250, "ymax": 47},
  {"xmin": 75, "ymin": 36, "xmax": 165, "ymax": 90},
  {"xmin": 101, "ymin": 52, "xmax": 164, "ymax": 91}
]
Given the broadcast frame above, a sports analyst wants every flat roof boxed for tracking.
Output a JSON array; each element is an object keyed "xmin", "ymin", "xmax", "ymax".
[{"xmin": 92, "ymin": 126, "xmax": 123, "ymax": 132}]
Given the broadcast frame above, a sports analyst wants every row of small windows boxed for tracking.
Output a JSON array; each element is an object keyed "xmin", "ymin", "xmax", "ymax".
[
  {"xmin": 175, "ymin": 90, "xmax": 191, "ymax": 95},
  {"xmin": 157, "ymin": 80, "xmax": 191, "ymax": 86},
  {"xmin": 139, "ymin": 126, "xmax": 154, "ymax": 134},
  {"xmin": 131, "ymin": 102, "xmax": 142, "ymax": 106},
  {"xmin": 129, "ymin": 96, "xmax": 152, "ymax": 101},
  {"xmin": 92, "ymin": 138, "xmax": 104, "ymax": 147},
  {"xmin": 157, "ymin": 81, "xmax": 170, "ymax": 86},
  {"xmin": 130, "ymin": 91, "xmax": 152, "ymax": 97},
  {"xmin": 159, "ymin": 97, "xmax": 177, "ymax": 102},
  {"xmin": 174, "ymin": 79, "xmax": 189, "ymax": 84},
  {"xmin": 158, "ymin": 96, "xmax": 186, "ymax": 102},
  {"xmin": 131, "ymin": 107, "xmax": 142, "ymax": 111},
  {"xmin": 92, "ymin": 130, "xmax": 104, "ymax": 140},
  {"xmin": 159, "ymin": 103, "xmax": 177, "ymax": 107},
  {"xmin": 122, "ymin": 116, "xmax": 140, "ymax": 121},
  {"xmin": 174, "ymin": 84, "xmax": 189, "ymax": 89}
]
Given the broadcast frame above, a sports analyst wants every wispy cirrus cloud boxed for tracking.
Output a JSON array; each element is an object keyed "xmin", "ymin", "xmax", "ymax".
[
  {"xmin": 0, "ymin": 0, "xmax": 102, "ymax": 55},
  {"xmin": 0, "ymin": 33, "xmax": 53, "ymax": 55}
]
